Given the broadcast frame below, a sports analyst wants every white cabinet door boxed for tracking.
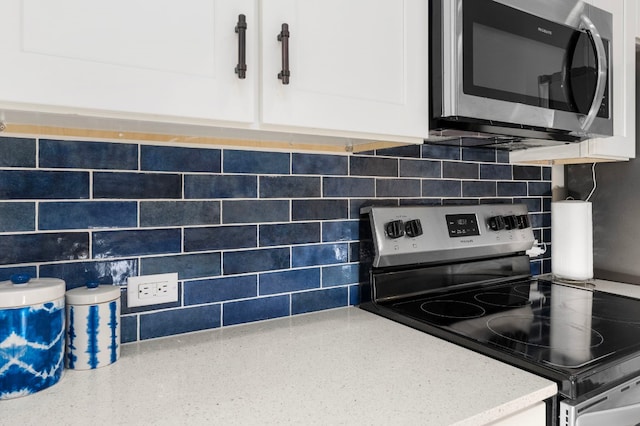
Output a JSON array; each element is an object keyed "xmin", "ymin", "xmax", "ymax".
[
  {"xmin": 0, "ymin": 0, "xmax": 257, "ymax": 123},
  {"xmin": 260, "ymin": 0, "xmax": 429, "ymax": 142}
]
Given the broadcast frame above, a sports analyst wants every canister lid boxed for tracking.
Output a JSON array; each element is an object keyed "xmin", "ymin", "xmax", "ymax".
[
  {"xmin": 0, "ymin": 276, "xmax": 66, "ymax": 308},
  {"xmin": 66, "ymin": 283, "xmax": 121, "ymax": 305}
]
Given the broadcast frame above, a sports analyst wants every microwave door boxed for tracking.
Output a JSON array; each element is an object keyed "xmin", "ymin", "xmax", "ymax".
[{"xmin": 569, "ymin": 15, "xmax": 608, "ymax": 134}]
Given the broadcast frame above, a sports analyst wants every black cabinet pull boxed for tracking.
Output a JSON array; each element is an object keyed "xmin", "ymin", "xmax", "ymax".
[
  {"xmin": 235, "ymin": 14, "xmax": 247, "ymax": 79},
  {"xmin": 277, "ymin": 23, "xmax": 290, "ymax": 85}
]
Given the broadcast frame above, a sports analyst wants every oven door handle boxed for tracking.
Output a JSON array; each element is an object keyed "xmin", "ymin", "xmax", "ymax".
[
  {"xmin": 576, "ymin": 402, "xmax": 640, "ymax": 426},
  {"xmin": 577, "ymin": 14, "xmax": 608, "ymax": 134}
]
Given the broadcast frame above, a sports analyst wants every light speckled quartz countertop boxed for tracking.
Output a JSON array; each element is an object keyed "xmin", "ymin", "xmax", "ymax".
[{"xmin": 2, "ymin": 307, "xmax": 556, "ymax": 425}]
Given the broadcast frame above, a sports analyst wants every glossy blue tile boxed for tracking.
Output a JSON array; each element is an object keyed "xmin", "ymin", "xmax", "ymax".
[
  {"xmin": 223, "ymin": 295, "xmax": 290, "ymax": 326},
  {"xmin": 349, "ymin": 241, "xmax": 361, "ymax": 263},
  {"xmin": 528, "ymin": 182, "xmax": 552, "ymax": 196},
  {"xmin": 291, "ymin": 287, "xmax": 348, "ymax": 315},
  {"xmin": 224, "ymin": 248, "xmax": 290, "ymax": 275},
  {"xmin": 462, "ymin": 181, "xmax": 496, "ymax": 197},
  {"xmin": 185, "ymin": 175, "xmax": 257, "ymax": 199},
  {"xmin": 542, "ymin": 167, "xmax": 552, "ymax": 181},
  {"xmin": 140, "ymin": 201, "xmax": 220, "ymax": 227},
  {"xmin": 443, "ymin": 199, "xmax": 479, "ymax": 206},
  {"xmin": 513, "ymin": 165, "xmax": 542, "ymax": 181},
  {"xmin": 120, "ymin": 315, "xmax": 138, "ymax": 343},
  {"xmin": 94, "ymin": 172, "xmax": 181, "ymax": 199},
  {"xmin": 93, "ymin": 229, "xmax": 181, "ymax": 258},
  {"xmin": 259, "ymin": 268, "xmax": 320, "ymax": 295},
  {"xmin": 515, "ymin": 198, "xmax": 542, "ymax": 213},
  {"xmin": 399, "ymin": 159, "xmax": 441, "ymax": 178},
  {"xmin": 480, "ymin": 164, "xmax": 512, "ymax": 180},
  {"xmin": 496, "ymin": 150, "xmax": 510, "ymax": 164},
  {"xmin": 422, "ymin": 144, "xmax": 460, "ymax": 160},
  {"xmin": 350, "ymin": 156, "xmax": 397, "ymax": 177},
  {"xmin": 184, "ymin": 275, "xmax": 257, "ymax": 305},
  {"xmin": 141, "ymin": 252, "xmax": 221, "ymax": 280},
  {"xmin": 422, "ymin": 179, "xmax": 461, "ymax": 197},
  {"xmin": 376, "ymin": 179, "xmax": 421, "ymax": 197},
  {"xmin": 497, "ymin": 182, "xmax": 528, "ymax": 196},
  {"xmin": 140, "ymin": 304, "xmax": 221, "ymax": 340},
  {"xmin": 0, "ymin": 202, "xmax": 35, "ymax": 232},
  {"xmin": 260, "ymin": 176, "xmax": 321, "ymax": 198},
  {"xmin": 376, "ymin": 145, "xmax": 421, "ymax": 158},
  {"xmin": 0, "ymin": 137, "xmax": 36, "ymax": 167},
  {"xmin": 292, "ymin": 200, "xmax": 349, "ymax": 221},
  {"xmin": 40, "ymin": 259, "xmax": 138, "ymax": 288},
  {"xmin": 224, "ymin": 150, "xmax": 290, "ymax": 174},
  {"xmin": 322, "ymin": 221, "xmax": 359, "ymax": 242},
  {"xmin": 323, "ymin": 177, "xmax": 375, "ymax": 198},
  {"xmin": 184, "ymin": 225, "xmax": 257, "ymax": 251},
  {"xmin": 530, "ymin": 261, "xmax": 542, "ymax": 276},
  {"xmin": 530, "ymin": 213, "xmax": 551, "ymax": 228},
  {"xmin": 349, "ymin": 284, "xmax": 359, "ymax": 305},
  {"xmin": 0, "ymin": 170, "xmax": 89, "ymax": 199},
  {"xmin": 259, "ymin": 222, "xmax": 320, "ymax": 246},
  {"xmin": 39, "ymin": 139, "xmax": 138, "ymax": 170},
  {"xmin": 0, "ymin": 266, "xmax": 37, "ymax": 282},
  {"xmin": 443, "ymin": 162, "xmax": 478, "ymax": 179},
  {"xmin": 292, "ymin": 243, "xmax": 348, "ymax": 268},
  {"xmin": 462, "ymin": 147, "xmax": 496, "ymax": 162},
  {"xmin": 292, "ymin": 153, "xmax": 348, "ymax": 175},
  {"xmin": 322, "ymin": 264, "xmax": 360, "ymax": 287},
  {"xmin": 222, "ymin": 200, "xmax": 289, "ymax": 224},
  {"xmin": 0, "ymin": 233, "xmax": 89, "ymax": 265},
  {"xmin": 39, "ymin": 201, "xmax": 137, "ymax": 230},
  {"xmin": 141, "ymin": 145, "xmax": 221, "ymax": 172}
]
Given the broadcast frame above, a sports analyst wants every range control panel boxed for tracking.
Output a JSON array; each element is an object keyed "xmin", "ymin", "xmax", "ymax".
[{"xmin": 362, "ymin": 204, "xmax": 535, "ymax": 268}]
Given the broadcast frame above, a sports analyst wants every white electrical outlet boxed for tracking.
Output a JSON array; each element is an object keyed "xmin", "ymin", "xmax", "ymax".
[{"xmin": 127, "ymin": 273, "xmax": 179, "ymax": 307}]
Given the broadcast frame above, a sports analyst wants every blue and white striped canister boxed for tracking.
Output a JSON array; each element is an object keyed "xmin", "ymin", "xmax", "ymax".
[
  {"xmin": 65, "ymin": 282, "xmax": 120, "ymax": 370},
  {"xmin": 0, "ymin": 277, "xmax": 66, "ymax": 400}
]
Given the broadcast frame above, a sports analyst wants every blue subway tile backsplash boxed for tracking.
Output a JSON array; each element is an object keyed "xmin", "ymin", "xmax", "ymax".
[
  {"xmin": 39, "ymin": 201, "xmax": 137, "ymax": 230},
  {"xmin": 0, "ymin": 137, "xmax": 36, "ymax": 167},
  {"xmin": 141, "ymin": 145, "xmax": 221, "ymax": 173},
  {"xmin": 0, "ymin": 170, "xmax": 89, "ymax": 199},
  {"xmin": 0, "ymin": 202, "xmax": 35, "ymax": 232},
  {"xmin": 40, "ymin": 139, "xmax": 138, "ymax": 170},
  {"xmin": 0, "ymin": 136, "xmax": 552, "ymax": 342},
  {"xmin": 94, "ymin": 172, "xmax": 182, "ymax": 199}
]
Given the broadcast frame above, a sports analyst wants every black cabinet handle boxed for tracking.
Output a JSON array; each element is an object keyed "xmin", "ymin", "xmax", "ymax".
[
  {"xmin": 235, "ymin": 14, "xmax": 247, "ymax": 79},
  {"xmin": 277, "ymin": 23, "xmax": 290, "ymax": 85}
]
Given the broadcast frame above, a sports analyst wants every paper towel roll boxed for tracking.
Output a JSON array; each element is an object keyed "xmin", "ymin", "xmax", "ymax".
[{"xmin": 552, "ymin": 201, "xmax": 593, "ymax": 280}]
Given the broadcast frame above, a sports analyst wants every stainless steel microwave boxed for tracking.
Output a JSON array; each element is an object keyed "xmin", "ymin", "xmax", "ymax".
[{"xmin": 430, "ymin": 0, "xmax": 613, "ymax": 143}]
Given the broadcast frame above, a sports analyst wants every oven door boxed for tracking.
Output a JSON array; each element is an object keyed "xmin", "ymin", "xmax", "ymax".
[
  {"xmin": 560, "ymin": 375, "xmax": 640, "ymax": 426},
  {"xmin": 438, "ymin": 0, "xmax": 613, "ymax": 138}
]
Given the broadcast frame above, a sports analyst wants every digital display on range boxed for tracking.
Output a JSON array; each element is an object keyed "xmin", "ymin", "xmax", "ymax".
[{"xmin": 446, "ymin": 214, "xmax": 480, "ymax": 237}]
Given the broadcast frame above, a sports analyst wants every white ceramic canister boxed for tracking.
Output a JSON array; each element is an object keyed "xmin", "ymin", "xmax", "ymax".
[
  {"xmin": 0, "ymin": 276, "xmax": 66, "ymax": 400},
  {"xmin": 65, "ymin": 282, "xmax": 120, "ymax": 370}
]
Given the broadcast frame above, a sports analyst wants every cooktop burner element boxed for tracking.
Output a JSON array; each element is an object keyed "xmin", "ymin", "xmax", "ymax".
[
  {"xmin": 474, "ymin": 291, "xmax": 531, "ymax": 307},
  {"xmin": 419, "ymin": 300, "xmax": 486, "ymax": 319}
]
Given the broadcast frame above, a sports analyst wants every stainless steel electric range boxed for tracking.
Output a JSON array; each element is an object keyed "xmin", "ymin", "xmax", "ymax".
[{"xmin": 360, "ymin": 204, "xmax": 640, "ymax": 426}]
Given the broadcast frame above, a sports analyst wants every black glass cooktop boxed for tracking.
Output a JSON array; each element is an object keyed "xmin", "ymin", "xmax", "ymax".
[{"xmin": 383, "ymin": 279, "xmax": 640, "ymax": 398}]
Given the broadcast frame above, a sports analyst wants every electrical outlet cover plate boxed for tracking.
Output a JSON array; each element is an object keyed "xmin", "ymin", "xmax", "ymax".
[{"xmin": 127, "ymin": 273, "xmax": 178, "ymax": 307}]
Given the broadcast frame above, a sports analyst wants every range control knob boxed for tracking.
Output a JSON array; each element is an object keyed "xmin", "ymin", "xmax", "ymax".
[
  {"xmin": 516, "ymin": 214, "xmax": 531, "ymax": 229},
  {"xmin": 385, "ymin": 220, "xmax": 405, "ymax": 239},
  {"xmin": 488, "ymin": 215, "xmax": 506, "ymax": 231},
  {"xmin": 504, "ymin": 215, "xmax": 518, "ymax": 230},
  {"xmin": 405, "ymin": 219, "xmax": 423, "ymax": 238}
]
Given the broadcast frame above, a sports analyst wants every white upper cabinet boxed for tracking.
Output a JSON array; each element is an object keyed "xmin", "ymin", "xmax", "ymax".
[
  {"xmin": 0, "ymin": 0, "xmax": 257, "ymax": 123},
  {"xmin": 260, "ymin": 0, "xmax": 429, "ymax": 142},
  {"xmin": 0, "ymin": 0, "xmax": 429, "ymax": 147},
  {"xmin": 511, "ymin": 0, "xmax": 636, "ymax": 164}
]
